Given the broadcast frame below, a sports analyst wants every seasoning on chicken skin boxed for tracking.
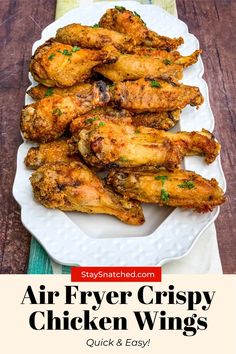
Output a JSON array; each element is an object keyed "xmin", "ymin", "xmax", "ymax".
[
  {"xmin": 27, "ymin": 83, "xmax": 93, "ymax": 100},
  {"xmin": 73, "ymin": 120, "xmax": 220, "ymax": 170},
  {"xmin": 99, "ymin": 7, "xmax": 184, "ymax": 50},
  {"xmin": 30, "ymin": 161, "xmax": 145, "ymax": 225},
  {"xmin": 21, "ymin": 81, "xmax": 110, "ymax": 142},
  {"xmin": 130, "ymin": 110, "xmax": 181, "ymax": 130},
  {"xmin": 30, "ymin": 39, "xmax": 118, "ymax": 87},
  {"xmin": 55, "ymin": 23, "xmax": 135, "ymax": 52},
  {"xmin": 110, "ymin": 78, "xmax": 204, "ymax": 113},
  {"xmin": 24, "ymin": 140, "xmax": 80, "ymax": 170},
  {"xmin": 107, "ymin": 169, "xmax": 225, "ymax": 213}
]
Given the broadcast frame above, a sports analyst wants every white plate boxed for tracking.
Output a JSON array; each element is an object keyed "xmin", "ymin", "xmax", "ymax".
[{"xmin": 13, "ymin": 1, "xmax": 226, "ymax": 266}]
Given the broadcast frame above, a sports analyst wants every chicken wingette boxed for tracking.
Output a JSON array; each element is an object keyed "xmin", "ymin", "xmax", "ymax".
[
  {"xmin": 99, "ymin": 7, "xmax": 184, "ymax": 50},
  {"xmin": 21, "ymin": 81, "xmax": 110, "ymax": 142},
  {"xmin": 27, "ymin": 83, "xmax": 93, "ymax": 100},
  {"xmin": 30, "ymin": 161, "xmax": 144, "ymax": 225},
  {"xmin": 24, "ymin": 140, "xmax": 80, "ymax": 169},
  {"xmin": 55, "ymin": 23, "xmax": 134, "ymax": 52},
  {"xmin": 110, "ymin": 78, "xmax": 204, "ymax": 112},
  {"xmin": 73, "ymin": 120, "xmax": 220, "ymax": 170},
  {"xmin": 107, "ymin": 169, "xmax": 225, "ymax": 213},
  {"xmin": 30, "ymin": 39, "xmax": 118, "ymax": 87}
]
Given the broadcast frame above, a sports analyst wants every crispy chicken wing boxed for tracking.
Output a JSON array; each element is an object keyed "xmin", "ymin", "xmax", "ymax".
[
  {"xmin": 73, "ymin": 121, "xmax": 220, "ymax": 170},
  {"xmin": 111, "ymin": 78, "xmax": 204, "ymax": 112},
  {"xmin": 56, "ymin": 23, "xmax": 134, "ymax": 52},
  {"xmin": 30, "ymin": 162, "xmax": 144, "ymax": 225},
  {"xmin": 94, "ymin": 52, "xmax": 184, "ymax": 82},
  {"xmin": 107, "ymin": 169, "xmax": 225, "ymax": 213},
  {"xmin": 24, "ymin": 140, "xmax": 80, "ymax": 169},
  {"xmin": 27, "ymin": 83, "xmax": 93, "ymax": 100},
  {"xmin": 99, "ymin": 7, "xmax": 183, "ymax": 50},
  {"xmin": 30, "ymin": 39, "xmax": 118, "ymax": 87},
  {"xmin": 131, "ymin": 110, "xmax": 181, "ymax": 130},
  {"xmin": 21, "ymin": 81, "xmax": 110, "ymax": 142}
]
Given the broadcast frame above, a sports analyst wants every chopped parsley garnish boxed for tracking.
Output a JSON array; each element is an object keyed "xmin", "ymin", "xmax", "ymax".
[
  {"xmin": 44, "ymin": 88, "xmax": 54, "ymax": 97},
  {"xmin": 155, "ymin": 175, "xmax": 168, "ymax": 186},
  {"xmin": 62, "ymin": 49, "xmax": 72, "ymax": 56},
  {"xmin": 150, "ymin": 80, "xmax": 162, "ymax": 88},
  {"xmin": 161, "ymin": 188, "xmax": 169, "ymax": 202},
  {"xmin": 52, "ymin": 108, "xmax": 62, "ymax": 116},
  {"xmin": 72, "ymin": 46, "xmax": 80, "ymax": 52},
  {"xmin": 115, "ymin": 6, "xmax": 126, "ymax": 11},
  {"xmin": 48, "ymin": 53, "xmax": 55, "ymax": 60},
  {"xmin": 134, "ymin": 129, "xmax": 140, "ymax": 134},
  {"xmin": 85, "ymin": 117, "xmax": 98, "ymax": 124},
  {"xmin": 178, "ymin": 180, "xmax": 195, "ymax": 190},
  {"xmin": 98, "ymin": 121, "xmax": 105, "ymax": 127},
  {"xmin": 133, "ymin": 11, "xmax": 141, "ymax": 18},
  {"xmin": 163, "ymin": 59, "xmax": 172, "ymax": 65},
  {"xmin": 119, "ymin": 156, "xmax": 128, "ymax": 162},
  {"xmin": 92, "ymin": 23, "xmax": 99, "ymax": 28}
]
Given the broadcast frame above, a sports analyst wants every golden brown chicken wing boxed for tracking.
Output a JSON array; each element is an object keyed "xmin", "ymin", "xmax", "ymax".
[
  {"xmin": 55, "ymin": 23, "xmax": 134, "ymax": 52},
  {"xmin": 110, "ymin": 78, "xmax": 204, "ymax": 112},
  {"xmin": 99, "ymin": 7, "xmax": 183, "ymax": 50},
  {"xmin": 21, "ymin": 81, "xmax": 110, "ymax": 142},
  {"xmin": 24, "ymin": 140, "xmax": 80, "ymax": 169},
  {"xmin": 73, "ymin": 121, "xmax": 220, "ymax": 170},
  {"xmin": 131, "ymin": 110, "xmax": 181, "ymax": 130},
  {"xmin": 30, "ymin": 161, "xmax": 144, "ymax": 225},
  {"xmin": 94, "ymin": 52, "xmax": 184, "ymax": 82},
  {"xmin": 107, "ymin": 169, "xmax": 225, "ymax": 213},
  {"xmin": 27, "ymin": 83, "xmax": 93, "ymax": 100},
  {"xmin": 30, "ymin": 39, "xmax": 118, "ymax": 87}
]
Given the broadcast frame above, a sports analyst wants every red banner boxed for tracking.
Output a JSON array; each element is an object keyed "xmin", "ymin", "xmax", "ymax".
[{"xmin": 71, "ymin": 266, "xmax": 162, "ymax": 282}]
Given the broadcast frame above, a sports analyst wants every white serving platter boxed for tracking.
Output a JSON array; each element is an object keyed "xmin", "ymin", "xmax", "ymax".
[{"xmin": 13, "ymin": 1, "xmax": 226, "ymax": 266}]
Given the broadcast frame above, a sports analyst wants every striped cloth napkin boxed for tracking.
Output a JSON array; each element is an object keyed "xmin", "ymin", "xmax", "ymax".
[{"xmin": 27, "ymin": 0, "xmax": 222, "ymax": 274}]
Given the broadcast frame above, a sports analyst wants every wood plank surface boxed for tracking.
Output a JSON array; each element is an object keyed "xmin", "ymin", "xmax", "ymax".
[{"xmin": 0, "ymin": 0, "xmax": 235, "ymax": 273}]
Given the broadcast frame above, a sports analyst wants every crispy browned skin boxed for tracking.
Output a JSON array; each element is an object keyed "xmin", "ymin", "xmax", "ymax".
[
  {"xmin": 30, "ymin": 39, "xmax": 118, "ymax": 87},
  {"xmin": 131, "ymin": 110, "xmax": 181, "ymax": 130},
  {"xmin": 24, "ymin": 140, "xmax": 80, "ymax": 169},
  {"xmin": 74, "ymin": 121, "xmax": 220, "ymax": 170},
  {"xmin": 21, "ymin": 81, "xmax": 110, "ymax": 142},
  {"xmin": 56, "ymin": 23, "xmax": 134, "ymax": 52},
  {"xmin": 94, "ymin": 52, "xmax": 183, "ymax": 82},
  {"xmin": 30, "ymin": 162, "xmax": 144, "ymax": 225},
  {"xmin": 111, "ymin": 78, "xmax": 204, "ymax": 112},
  {"xmin": 27, "ymin": 83, "xmax": 93, "ymax": 100},
  {"xmin": 133, "ymin": 48, "xmax": 202, "ymax": 68},
  {"xmin": 107, "ymin": 169, "xmax": 225, "ymax": 213},
  {"xmin": 99, "ymin": 7, "xmax": 184, "ymax": 50}
]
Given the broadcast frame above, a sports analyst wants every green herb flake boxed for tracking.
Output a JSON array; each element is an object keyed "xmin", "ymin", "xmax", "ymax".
[
  {"xmin": 62, "ymin": 49, "xmax": 72, "ymax": 56},
  {"xmin": 161, "ymin": 188, "xmax": 169, "ymax": 202},
  {"xmin": 85, "ymin": 117, "xmax": 98, "ymax": 124},
  {"xmin": 98, "ymin": 121, "xmax": 106, "ymax": 127},
  {"xmin": 48, "ymin": 53, "xmax": 55, "ymax": 60},
  {"xmin": 178, "ymin": 180, "xmax": 195, "ymax": 190},
  {"xmin": 150, "ymin": 80, "xmax": 162, "ymax": 88},
  {"xmin": 52, "ymin": 108, "xmax": 62, "ymax": 116},
  {"xmin": 119, "ymin": 156, "xmax": 128, "ymax": 162},
  {"xmin": 92, "ymin": 23, "xmax": 99, "ymax": 28},
  {"xmin": 134, "ymin": 129, "xmax": 140, "ymax": 134},
  {"xmin": 115, "ymin": 6, "xmax": 126, "ymax": 11},
  {"xmin": 133, "ymin": 11, "xmax": 141, "ymax": 18},
  {"xmin": 155, "ymin": 175, "xmax": 168, "ymax": 186},
  {"xmin": 72, "ymin": 46, "xmax": 80, "ymax": 52},
  {"xmin": 44, "ymin": 88, "xmax": 54, "ymax": 97},
  {"xmin": 163, "ymin": 59, "xmax": 172, "ymax": 65}
]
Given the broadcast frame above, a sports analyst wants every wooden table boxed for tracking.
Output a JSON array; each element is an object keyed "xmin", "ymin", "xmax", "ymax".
[{"xmin": 0, "ymin": 0, "xmax": 235, "ymax": 273}]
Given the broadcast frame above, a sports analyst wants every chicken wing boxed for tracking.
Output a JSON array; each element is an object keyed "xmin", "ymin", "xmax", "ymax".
[
  {"xmin": 110, "ymin": 78, "xmax": 204, "ymax": 112},
  {"xmin": 21, "ymin": 81, "xmax": 110, "ymax": 142},
  {"xmin": 73, "ymin": 121, "xmax": 220, "ymax": 170},
  {"xmin": 99, "ymin": 7, "xmax": 183, "ymax": 50},
  {"xmin": 107, "ymin": 169, "xmax": 225, "ymax": 213},
  {"xmin": 55, "ymin": 23, "xmax": 134, "ymax": 52},
  {"xmin": 27, "ymin": 83, "xmax": 93, "ymax": 100},
  {"xmin": 30, "ymin": 161, "xmax": 144, "ymax": 225},
  {"xmin": 30, "ymin": 39, "xmax": 118, "ymax": 87},
  {"xmin": 94, "ymin": 52, "xmax": 184, "ymax": 82},
  {"xmin": 24, "ymin": 140, "xmax": 80, "ymax": 169}
]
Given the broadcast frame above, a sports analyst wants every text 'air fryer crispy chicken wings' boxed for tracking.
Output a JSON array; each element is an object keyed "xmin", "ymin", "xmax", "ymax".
[
  {"xmin": 110, "ymin": 78, "xmax": 204, "ymax": 112},
  {"xmin": 99, "ymin": 6, "xmax": 184, "ymax": 50},
  {"xmin": 107, "ymin": 169, "xmax": 225, "ymax": 213},
  {"xmin": 30, "ymin": 39, "xmax": 118, "ymax": 87},
  {"xmin": 73, "ymin": 120, "xmax": 220, "ymax": 170},
  {"xmin": 30, "ymin": 162, "xmax": 145, "ymax": 225},
  {"xmin": 55, "ymin": 23, "xmax": 135, "ymax": 52},
  {"xmin": 21, "ymin": 81, "xmax": 110, "ymax": 142}
]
